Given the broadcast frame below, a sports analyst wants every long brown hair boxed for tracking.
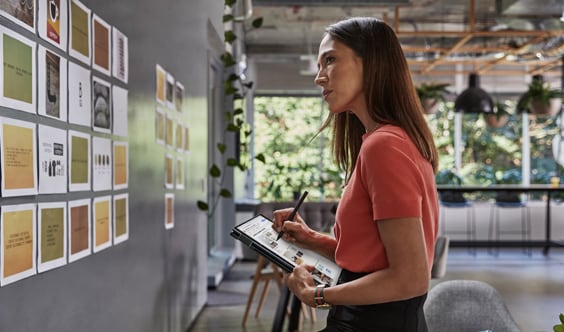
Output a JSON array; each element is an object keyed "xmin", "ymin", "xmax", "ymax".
[{"xmin": 319, "ymin": 17, "xmax": 438, "ymax": 181}]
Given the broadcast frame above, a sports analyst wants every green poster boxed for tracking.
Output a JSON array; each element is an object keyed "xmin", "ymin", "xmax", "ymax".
[
  {"xmin": 3, "ymin": 34, "xmax": 32, "ymax": 103},
  {"xmin": 115, "ymin": 198, "xmax": 126, "ymax": 236},
  {"xmin": 71, "ymin": 1, "xmax": 89, "ymax": 57},
  {"xmin": 71, "ymin": 136, "xmax": 88, "ymax": 184},
  {"xmin": 41, "ymin": 207, "xmax": 64, "ymax": 262}
]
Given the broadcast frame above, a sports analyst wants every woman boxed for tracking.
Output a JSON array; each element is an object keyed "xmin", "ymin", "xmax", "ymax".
[{"xmin": 273, "ymin": 17, "xmax": 439, "ymax": 331}]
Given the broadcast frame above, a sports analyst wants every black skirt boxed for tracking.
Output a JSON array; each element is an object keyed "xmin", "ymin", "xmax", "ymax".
[{"xmin": 319, "ymin": 269, "xmax": 428, "ymax": 332}]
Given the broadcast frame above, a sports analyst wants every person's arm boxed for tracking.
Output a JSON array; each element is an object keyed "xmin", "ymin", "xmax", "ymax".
[
  {"xmin": 288, "ymin": 216, "xmax": 430, "ymax": 307},
  {"xmin": 272, "ymin": 208, "xmax": 337, "ymax": 260}
]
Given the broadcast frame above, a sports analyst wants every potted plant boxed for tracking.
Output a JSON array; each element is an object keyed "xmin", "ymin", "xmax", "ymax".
[
  {"xmin": 517, "ymin": 76, "xmax": 563, "ymax": 116},
  {"xmin": 554, "ymin": 313, "xmax": 564, "ymax": 332},
  {"xmin": 495, "ymin": 168, "xmax": 522, "ymax": 203},
  {"xmin": 416, "ymin": 82, "xmax": 450, "ymax": 114},
  {"xmin": 484, "ymin": 101, "xmax": 511, "ymax": 128}
]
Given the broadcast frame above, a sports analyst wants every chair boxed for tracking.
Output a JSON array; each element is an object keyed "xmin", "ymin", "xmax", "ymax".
[
  {"xmin": 488, "ymin": 191, "xmax": 531, "ymax": 255},
  {"xmin": 439, "ymin": 191, "xmax": 476, "ymax": 253},
  {"xmin": 424, "ymin": 280, "xmax": 522, "ymax": 332}
]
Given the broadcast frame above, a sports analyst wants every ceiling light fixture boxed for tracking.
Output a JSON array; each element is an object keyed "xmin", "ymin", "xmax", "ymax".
[{"xmin": 454, "ymin": 73, "xmax": 494, "ymax": 114}]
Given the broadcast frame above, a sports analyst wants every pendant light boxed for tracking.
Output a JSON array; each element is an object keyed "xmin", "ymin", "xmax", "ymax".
[{"xmin": 454, "ymin": 73, "xmax": 494, "ymax": 114}]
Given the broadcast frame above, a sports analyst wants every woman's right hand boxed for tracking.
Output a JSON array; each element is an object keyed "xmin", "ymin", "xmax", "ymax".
[{"xmin": 272, "ymin": 208, "xmax": 315, "ymax": 248}]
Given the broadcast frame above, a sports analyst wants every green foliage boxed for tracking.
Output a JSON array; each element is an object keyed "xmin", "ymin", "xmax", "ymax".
[
  {"xmin": 254, "ymin": 97, "xmax": 343, "ymax": 201},
  {"xmin": 196, "ymin": 0, "xmax": 265, "ymax": 216},
  {"xmin": 554, "ymin": 313, "xmax": 564, "ymax": 332},
  {"xmin": 517, "ymin": 78, "xmax": 563, "ymax": 112},
  {"xmin": 416, "ymin": 82, "xmax": 450, "ymax": 102}
]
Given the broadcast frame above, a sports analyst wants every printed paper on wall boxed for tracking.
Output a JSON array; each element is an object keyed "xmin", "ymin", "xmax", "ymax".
[
  {"xmin": 1, "ymin": 117, "xmax": 37, "ymax": 197},
  {"xmin": 165, "ymin": 153, "xmax": 174, "ymax": 190},
  {"xmin": 0, "ymin": 0, "xmax": 35, "ymax": 32},
  {"xmin": 165, "ymin": 114, "xmax": 173, "ymax": 148},
  {"xmin": 92, "ymin": 14, "xmax": 110, "ymax": 76},
  {"xmin": 156, "ymin": 64, "xmax": 166, "ymax": 105},
  {"xmin": 0, "ymin": 27, "xmax": 36, "ymax": 114},
  {"xmin": 68, "ymin": 130, "xmax": 90, "ymax": 192},
  {"xmin": 184, "ymin": 125, "xmax": 190, "ymax": 154},
  {"xmin": 113, "ymin": 141, "xmax": 128, "ymax": 190},
  {"xmin": 92, "ymin": 76, "xmax": 111, "ymax": 133},
  {"xmin": 112, "ymin": 27, "xmax": 128, "ymax": 84},
  {"xmin": 68, "ymin": 61, "xmax": 91, "ymax": 127},
  {"xmin": 38, "ymin": 124, "xmax": 67, "ymax": 194},
  {"xmin": 165, "ymin": 73, "xmax": 174, "ymax": 109},
  {"xmin": 113, "ymin": 193, "xmax": 128, "ymax": 244},
  {"xmin": 112, "ymin": 85, "xmax": 128, "ymax": 137},
  {"xmin": 175, "ymin": 81, "xmax": 184, "ymax": 112},
  {"xmin": 93, "ymin": 196, "xmax": 112, "ymax": 253},
  {"xmin": 1, "ymin": 204, "xmax": 36, "ymax": 286},
  {"xmin": 69, "ymin": 0, "xmax": 91, "ymax": 64},
  {"xmin": 92, "ymin": 136, "xmax": 112, "ymax": 191},
  {"xmin": 37, "ymin": 202, "xmax": 67, "ymax": 273},
  {"xmin": 38, "ymin": 46, "xmax": 68, "ymax": 122},
  {"xmin": 175, "ymin": 157, "xmax": 184, "ymax": 190},
  {"xmin": 38, "ymin": 0, "xmax": 68, "ymax": 50},
  {"xmin": 68, "ymin": 199, "xmax": 90, "ymax": 262},
  {"xmin": 164, "ymin": 193, "xmax": 174, "ymax": 230},
  {"xmin": 155, "ymin": 107, "xmax": 165, "ymax": 145}
]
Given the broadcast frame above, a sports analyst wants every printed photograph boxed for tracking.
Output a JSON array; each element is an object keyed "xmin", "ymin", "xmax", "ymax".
[
  {"xmin": 0, "ymin": 0, "xmax": 35, "ymax": 31},
  {"xmin": 92, "ymin": 77, "xmax": 111, "ymax": 133}
]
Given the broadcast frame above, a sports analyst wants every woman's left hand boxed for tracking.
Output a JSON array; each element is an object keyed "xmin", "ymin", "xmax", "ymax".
[{"xmin": 284, "ymin": 264, "xmax": 318, "ymax": 307}]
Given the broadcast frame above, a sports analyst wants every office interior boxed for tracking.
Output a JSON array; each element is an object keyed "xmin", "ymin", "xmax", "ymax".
[{"xmin": 0, "ymin": 0, "xmax": 563, "ymax": 331}]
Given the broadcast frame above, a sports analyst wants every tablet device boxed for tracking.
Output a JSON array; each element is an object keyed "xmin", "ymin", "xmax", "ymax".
[{"xmin": 231, "ymin": 214, "xmax": 342, "ymax": 287}]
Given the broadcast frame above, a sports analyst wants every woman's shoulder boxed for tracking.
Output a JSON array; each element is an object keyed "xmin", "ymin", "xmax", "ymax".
[{"xmin": 364, "ymin": 124, "xmax": 408, "ymax": 145}]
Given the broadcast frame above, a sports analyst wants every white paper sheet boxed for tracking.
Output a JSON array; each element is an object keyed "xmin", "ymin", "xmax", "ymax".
[
  {"xmin": 92, "ymin": 14, "xmax": 111, "ymax": 76},
  {"xmin": 113, "ymin": 193, "xmax": 129, "ymax": 245},
  {"xmin": 112, "ymin": 85, "xmax": 128, "ymax": 137},
  {"xmin": 93, "ymin": 195, "xmax": 112, "ymax": 253},
  {"xmin": 165, "ymin": 72, "xmax": 175, "ymax": 109},
  {"xmin": 165, "ymin": 153, "xmax": 174, "ymax": 190},
  {"xmin": 68, "ymin": 130, "xmax": 90, "ymax": 192},
  {"xmin": 164, "ymin": 193, "xmax": 174, "ymax": 230},
  {"xmin": 92, "ymin": 76, "xmax": 112, "ymax": 133},
  {"xmin": 38, "ymin": 124, "xmax": 67, "ymax": 194},
  {"xmin": 92, "ymin": 136, "xmax": 112, "ymax": 191},
  {"xmin": 67, "ymin": 198, "xmax": 91, "ymax": 262},
  {"xmin": 175, "ymin": 156, "xmax": 184, "ymax": 190},
  {"xmin": 38, "ymin": 46, "xmax": 68, "ymax": 122},
  {"xmin": 38, "ymin": 0, "xmax": 68, "ymax": 50},
  {"xmin": 112, "ymin": 26, "xmax": 128, "ymax": 84},
  {"xmin": 156, "ymin": 64, "xmax": 166, "ymax": 105},
  {"xmin": 1, "ymin": 203, "xmax": 36, "ymax": 286},
  {"xmin": 68, "ymin": 61, "xmax": 91, "ymax": 127},
  {"xmin": 155, "ymin": 107, "xmax": 165, "ymax": 145},
  {"xmin": 37, "ymin": 201, "xmax": 67, "ymax": 273},
  {"xmin": 113, "ymin": 141, "xmax": 128, "ymax": 190},
  {"xmin": 0, "ymin": 27, "xmax": 36, "ymax": 114},
  {"xmin": 0, "ymin": 117, "xmax": 38, "ymax": 197},
  {"xmin": 0, "ymin": 0, "xmax": 36, "ymax": 32},
  {"xmin": 68, "ymin": 0, "xmax": 91, "ymax": 65}
]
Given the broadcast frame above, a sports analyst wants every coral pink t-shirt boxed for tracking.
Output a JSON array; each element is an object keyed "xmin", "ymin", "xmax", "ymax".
[{"xmin": 334, "ymin": 125, "xmax": 438, "ymax": 273}]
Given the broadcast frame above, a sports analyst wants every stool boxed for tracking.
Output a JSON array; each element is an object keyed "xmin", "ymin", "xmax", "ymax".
[
  {"xmin": 488, "ymin": 192, "xmax": 531, "ymax": 256},
  {"xmin": 242, "ymin": 255, "xmax": 316, "ymax": 326},
  {"xmin": 439, "ymin": 191, "xmax": 476, "ymax": 254}
]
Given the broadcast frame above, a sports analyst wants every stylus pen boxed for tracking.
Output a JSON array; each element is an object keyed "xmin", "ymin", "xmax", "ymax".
[{"xmin": 276, "ymin": 190, "xmax": 308, "ymax": 241}]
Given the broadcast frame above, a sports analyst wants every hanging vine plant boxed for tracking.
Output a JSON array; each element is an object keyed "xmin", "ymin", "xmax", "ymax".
[{"xmin": 197, "ymin": 0, "xmax": 265, "ymax": 217}]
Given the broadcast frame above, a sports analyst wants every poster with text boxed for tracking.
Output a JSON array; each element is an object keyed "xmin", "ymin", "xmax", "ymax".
[
  {"xmin": 112, "ymin": 85, "xmax": 128, "ymax": 137},
  {"xmin": 69, "ymin": 0, "xmax": 91, "ymax": 65},
  {"xmin": 38, "ymin": 0, "xmax": 68, "ymax": 50},
  {"xmin": 68, "ymin": 61, "xmax": 91, "ymax": 126},
  {"xmin": 1, "ymin": 117, "xmax": 37, "ymax": 197},
  {"xmin": 92, "ymin": 76, "xmax": 111, "ymax": 133},
  {"xmin": 68, "ymin": 199, "xmax": 90, "ymax": 262},
  {"xmin": 164, "ymin": 193, "xmax": 174, "ymax": 230},
  {"xmin": 113, "ymin": 193, "xmax": 128, "ymax": 244},
  {"xmin": 92, "ymin": 136, "xmax": 112, "ymax": 191},
  {"xmin": 165, "ymin": 153, "xmax": 174, "ymax": 189},
  {"xmin": 38, "ymin": 124, "xmax": 67, "ymax": 194},
  {"xmin": 175, "ymin": 157, "xmax": 184, "ymax": 190},
  {"xmin": 165, "ymin": 114, "xmax": 173, "ymax": 148},
  {"xmin": 155, "ymin": 64, "xmax": 166, "ymax": 105},
  {"xmin": 112, "ymin": 27, "xmax": 128, "ymax": 83},
  {"xmin": 38, "ymin": 46, "xmax": 68, "ymax": 121},
  {"xmin": 183, "ymin": 125, "xmax": 190, "ymax": 154},
  {"xmin": 0, "ymin": 27, "xmax": 36, "ymax": 114},
  {"xmin": 0, "ymin": 0, "xmax": 35, "ymax": 32},
  {"xmin": 92, "ymin": 14, "xmax": 110, "ymax": 76},
  {"xmin": 1, "ymin": 204, "xmax": 36, "ymax": 286},
  {"xmin": 155, "ymin": 107, "xmax": 165, "ymax": 145},
  {"xmin": 175, "ymin": 122, "xmax": 183, "ymax": 152},
  {"xmin": 93, "ymin": 196, "xmax": 112, "ymax": 253},
  {"xmin": 165, "ymin": 73, "xmax": 174, "ymax": 109},
  {"xmin": 37, "ymin": 202, "xmax": 67, "ymax": 273},
  {"xmin": 175, "ymin": 81, "xmax": 183, "ymax": 112},
  {"xmin": 68, "ymin": 130, "xmax": 90, "ymax": 191},
  {"xmin": 113, "ymin": 141, "xmax": 128, "ymax": 190}
]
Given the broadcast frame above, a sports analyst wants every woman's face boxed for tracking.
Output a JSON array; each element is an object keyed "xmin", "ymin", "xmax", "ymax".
[{"xmin": 315, "ymin": 35, "xmax": 365, "ymax": 115}]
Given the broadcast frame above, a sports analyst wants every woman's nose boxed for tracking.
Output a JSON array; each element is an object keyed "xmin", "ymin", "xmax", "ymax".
[{"xmin": 314, "ymin": 73, "xmax": 327, "ymax": 86}]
